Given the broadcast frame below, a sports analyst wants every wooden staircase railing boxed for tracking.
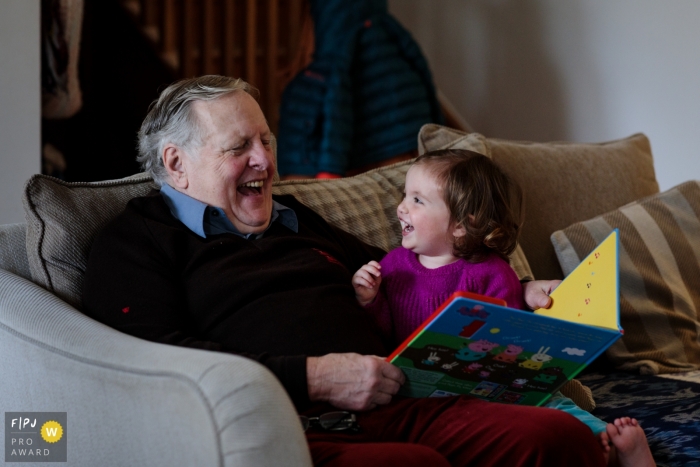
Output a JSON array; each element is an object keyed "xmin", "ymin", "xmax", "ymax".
[
  {"xmin": 120, "ymin": 0, "xmax": 471, "ymax": 161},
  {"xmin": 121, "ymin": 0, "xmax": 309, "ymax": 133}
]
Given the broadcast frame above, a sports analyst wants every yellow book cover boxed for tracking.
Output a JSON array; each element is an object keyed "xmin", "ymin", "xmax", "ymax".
[{"xmin": 535, "ymin": 229, "xmax": 622, "ymax": 332}]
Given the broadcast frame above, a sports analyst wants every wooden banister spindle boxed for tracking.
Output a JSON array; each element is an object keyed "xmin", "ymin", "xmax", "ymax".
[
  {"xmin": 183, "ymin": 0, "xmax": 197, "ymax": 77},
  {"xmin": 142, "ymin": 0, "xmax": 160, "ymax": 43},
  {"xmin": 266, "ymin": 0, "xmax": 279, "ymax": 121},
  {"xmin": 245, "ymin": 0, "xmax": 257, "ymax": 86},
  {"xmin": 161, "ymin": 0, "xmax": 179, "ymax": 70},
  {"xmin": 288, "ymin": 0, "xmax": 302, "ymax": 56},
  {"xmin": 223, "ymin": 0, "xmax": 237, "ymax": 77},
  {"xmin": 120, "ymin": 0, "xmax": 306, "ymax": 131},
  {"xmin": 202, "ymin": 0, "xmax": 217, "ymax": 74}
]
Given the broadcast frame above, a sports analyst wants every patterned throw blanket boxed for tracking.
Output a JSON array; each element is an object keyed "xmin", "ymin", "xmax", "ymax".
[{"xmin": 580, "ymin": 372, "xmax": 700, "ymax": 467}]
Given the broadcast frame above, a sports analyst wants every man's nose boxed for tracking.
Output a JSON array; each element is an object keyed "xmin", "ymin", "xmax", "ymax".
[{"xmin": 248, "ymin": 142, "xmax": 270, "ymax": 171}]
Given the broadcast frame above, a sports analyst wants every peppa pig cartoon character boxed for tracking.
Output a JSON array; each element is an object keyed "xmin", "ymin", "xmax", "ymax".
[
  {"xmin": 493, "ymin": 344, "xmax": 524, "ymax": 364},
  {"xmin": 462, "ymin": 363, "xmax": 483, "ymax": 374},
  {"xmin": 455, "ymin": 339, "xmax": 499, "ymax": 362}
]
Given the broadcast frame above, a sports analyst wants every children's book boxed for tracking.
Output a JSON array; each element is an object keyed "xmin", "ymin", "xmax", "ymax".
[{"xmin": 386, "ymin": 229, "xmax": 623, "ymax": 406}]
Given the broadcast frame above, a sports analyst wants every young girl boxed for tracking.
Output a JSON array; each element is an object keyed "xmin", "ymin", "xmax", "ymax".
[{"xmin": 353, "ymin": 149, "xmax": 655, "ymax": 467}]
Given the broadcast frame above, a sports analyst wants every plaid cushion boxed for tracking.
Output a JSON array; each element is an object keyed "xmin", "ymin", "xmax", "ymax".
[
  {"xmin": 273, "ymin": 161, "xmax": 409, "ymax": 253},
  {"xmin": 551, "ymin": 181, "xmax": 700, "ymax": 374}
]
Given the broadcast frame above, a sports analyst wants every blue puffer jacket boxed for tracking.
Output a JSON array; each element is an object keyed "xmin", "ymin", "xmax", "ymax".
[{"xmin": 277, "ymin": 0, "xmax": 444, "ymax": 176}]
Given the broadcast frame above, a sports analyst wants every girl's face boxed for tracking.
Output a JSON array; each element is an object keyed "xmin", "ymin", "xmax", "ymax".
[{"xmin": 397, "ymin": 164, "xmax": 465, "ymax": 268}]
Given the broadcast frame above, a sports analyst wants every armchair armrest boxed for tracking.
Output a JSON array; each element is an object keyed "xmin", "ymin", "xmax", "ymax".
[
  {"xmin": 0, "ymin": 223, "xmax": 31, "ymax": 281},
  {"xmin": 0, "ymin": 269, "xmax": 312, "ymax": 467}
]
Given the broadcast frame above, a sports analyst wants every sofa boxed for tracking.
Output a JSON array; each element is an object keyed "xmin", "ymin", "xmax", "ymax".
[{"xmin": 1, "ymin": 124, "xmax": 699, "ymax": 466}]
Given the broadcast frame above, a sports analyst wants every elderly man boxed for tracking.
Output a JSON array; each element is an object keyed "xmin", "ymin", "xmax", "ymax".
[{"xmin": 83, "ymin": 75, "xmax": 605, "ymax": 466}]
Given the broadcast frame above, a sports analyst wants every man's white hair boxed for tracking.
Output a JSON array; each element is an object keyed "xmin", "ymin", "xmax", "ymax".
[{"xmin": 137, "ymin": 75, "xmax": 258, "ymax": 185}]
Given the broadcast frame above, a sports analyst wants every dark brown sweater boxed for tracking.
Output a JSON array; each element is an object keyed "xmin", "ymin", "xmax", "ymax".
[{"xmin": 83, "ymin": 192, "xmax": 387, "ymax": 407}]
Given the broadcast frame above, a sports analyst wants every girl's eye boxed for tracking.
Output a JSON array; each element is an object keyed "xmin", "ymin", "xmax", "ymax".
[{"xmin": 414, "ymin": 197, "xmax": 421, "ymax": 204}]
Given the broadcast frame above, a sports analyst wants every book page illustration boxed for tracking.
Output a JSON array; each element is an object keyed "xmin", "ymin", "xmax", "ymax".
[{"xmin": 390, "ymin": 292, "xmax": 621, "ymax": 405}]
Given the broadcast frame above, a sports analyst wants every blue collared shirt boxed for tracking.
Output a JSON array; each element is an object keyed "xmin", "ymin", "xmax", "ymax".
[{"xmin": 160, "ymin": 184, "xmax": 298, "ymax": 239}]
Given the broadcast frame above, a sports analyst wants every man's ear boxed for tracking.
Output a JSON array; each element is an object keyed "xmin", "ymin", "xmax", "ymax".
[{"xmin": 162, "ymin": 144, "xmax": 188, "ymax": 189}]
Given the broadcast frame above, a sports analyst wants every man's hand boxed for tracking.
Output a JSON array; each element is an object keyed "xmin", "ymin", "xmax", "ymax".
[
  {"xmin": 523, "ymin": 279, "xmax": 562, "ymax": 310},
  {"xmin": 352, "ymin": 261, "xmax": 382, "ymax": 306},
  {"xmin": 307, "ymin": 353, "xmax": 405, "ymax": 411}
]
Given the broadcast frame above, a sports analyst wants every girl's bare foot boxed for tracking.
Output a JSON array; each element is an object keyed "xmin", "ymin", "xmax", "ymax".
[
  {"xmin": 596, "ymin": 431, "xmax": 612, "ymax": 465},
  {"xmin": 606, "ymin": 417, "xmax": 655, "ymax": 467}
]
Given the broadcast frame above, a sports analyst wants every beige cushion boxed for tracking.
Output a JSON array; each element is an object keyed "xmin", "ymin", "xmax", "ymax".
[
  {"xmin": 418, "ymin": 124, "xmax": 660, "ymax": 281},
  {"xmin": 551, "ymin": 181, "xmax": 700, "ymax": 375},
  {"xmin": 23, "ymin": 173, "xmax": 158, "ymax": 308},
  {"xmin": 418, "ymin": 123, "xmax": 484, "ymax": 155}
]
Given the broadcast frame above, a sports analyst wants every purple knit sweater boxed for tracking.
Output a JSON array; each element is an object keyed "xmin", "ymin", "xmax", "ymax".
[{"xmin": 366, "ymin": 247, "xmax": 525, "ymax": 345}]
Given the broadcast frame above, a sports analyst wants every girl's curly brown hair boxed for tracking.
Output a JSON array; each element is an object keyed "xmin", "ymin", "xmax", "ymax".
[{"xmin": 412, "ymin": 149, "xmax": 524, "ymax": 263}]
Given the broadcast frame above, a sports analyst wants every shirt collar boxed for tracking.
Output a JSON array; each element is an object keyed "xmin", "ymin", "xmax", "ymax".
[{"xmin": 160, "ymin": 184, "xmax": 298, "ymax": 239}]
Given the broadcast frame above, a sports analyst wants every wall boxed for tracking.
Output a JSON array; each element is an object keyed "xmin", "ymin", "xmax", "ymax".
[
  {"xmin": 2, "ymin": 1, "xmax": 698, "ymax": 225},
  {"xmin": 389, "ymin": 0, "xmax": 700, "ymax": 191},
  {"xmin": 0, "ymin": 0, "xmax": 41, "ymax": 224}
]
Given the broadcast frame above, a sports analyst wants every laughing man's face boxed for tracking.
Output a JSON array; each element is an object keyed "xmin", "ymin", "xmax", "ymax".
[{"xmin": 180, "ymin": 91, "xmax": 275, "ymax": 234}]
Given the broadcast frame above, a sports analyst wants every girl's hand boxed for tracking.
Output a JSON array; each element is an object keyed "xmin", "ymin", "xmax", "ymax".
[
  {"xmin": 523, "ymin": 279, "xmax": 562, "ymax": 310},
  {"xmin": 352, "ymin": 261, "xmax": 382, "ymax": 306}
]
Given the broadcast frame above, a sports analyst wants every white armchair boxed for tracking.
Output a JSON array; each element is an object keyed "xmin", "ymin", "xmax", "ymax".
[{"xmin": 0, "ymin": 222, "xmax": 311, "ymax": 466}]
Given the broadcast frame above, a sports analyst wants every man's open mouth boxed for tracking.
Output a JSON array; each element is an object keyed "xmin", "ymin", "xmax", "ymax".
[{"xmin": 238, "ymin": 180, "xmax": 264, "ymax": 196}]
